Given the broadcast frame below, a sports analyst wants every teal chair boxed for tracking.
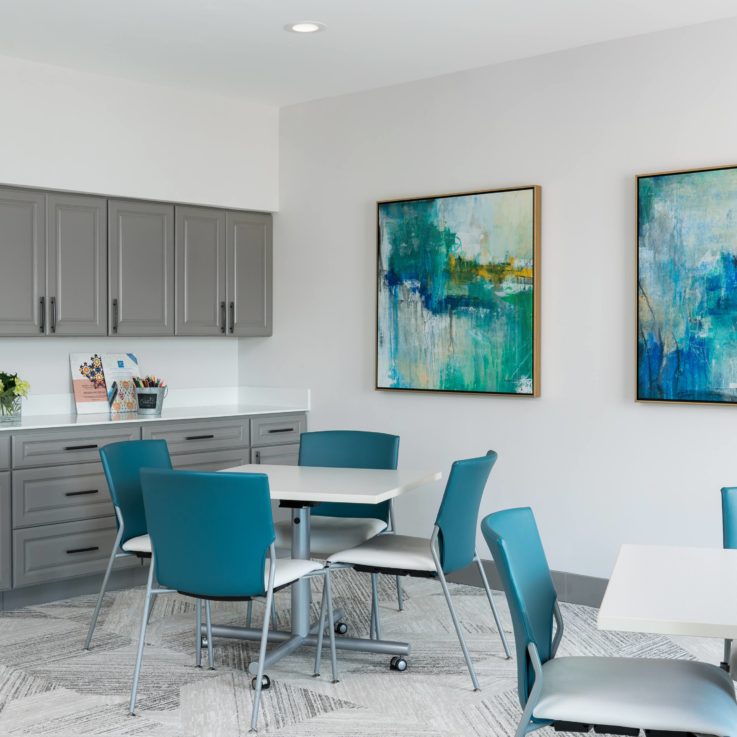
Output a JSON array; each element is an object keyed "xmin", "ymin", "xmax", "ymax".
[
  {"xmin": 326, "ymin": 452, "xmax": 510, "ymax": 687},
  {"xmin": 135, "ymin": 468, "xmax": 337, "ymax": 732},
  {"xmin": 274, "ymin": 430, "xmax": 405, "ymax": 616},
  {"xmin": 721, "ymin": 487, "xmax": 737, "ymax": 669},
  {"xmin": 84, "ymin": 440, "xmax": 172, "ymax": 651},
  {"xmin": 482, "ymin": 507, "xmax": 737, "ymax": 737}
]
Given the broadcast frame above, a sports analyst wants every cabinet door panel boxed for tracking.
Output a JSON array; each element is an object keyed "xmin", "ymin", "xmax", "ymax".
[
  {"xmin": 109, "ymin": 200, "xmax": 174, "ymax": 336},
  {"xmin": 251, "ymin": 444, "xmax": 299, "ymax": 466},
  {"xmin": 227, "ymin": 211, "xmax": 272, "ymax": 337},
  {"xmin": 175, "ymin": 206, "xmax": 227, "ymax": 336},
  {"xmin": 0, "ymin": 188, "xmax": 45, "ymax": 336},
  {"xmin": 47, "ymin": 193, "xmax": 107, "ymax": 336},
  {"xmin": 0, "ymin": 473, "xmax": 10, "ymax": 590}
]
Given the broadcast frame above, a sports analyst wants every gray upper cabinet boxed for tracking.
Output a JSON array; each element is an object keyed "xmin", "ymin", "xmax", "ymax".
[
  {"xmin": 0, "ymin": 188, "xmax": 46, "ymax": 336},
  {"xmin": 108, "ymin": 199, "xmax": 175, "ymax": 336},
  {"xmin": 227, "ymin": 211, "xmax": 273, "ymax": 336},
  {"xmin": 175, "ymin": 206, "xmax": 227, "ymax": 336},
  {"xmin": 46, "ymin": 193, "xmax": 107, "ymax": 336}
]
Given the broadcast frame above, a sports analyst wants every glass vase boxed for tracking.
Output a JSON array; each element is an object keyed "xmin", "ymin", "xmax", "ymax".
[{"xmin": 0, "ymin": 395, "xmax": 21, "ymax": 423}]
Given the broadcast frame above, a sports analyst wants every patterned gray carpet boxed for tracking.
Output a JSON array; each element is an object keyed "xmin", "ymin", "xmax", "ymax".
[{"xmin": 0, "ymin": 571, "xmax": 709, "ymax": 736}]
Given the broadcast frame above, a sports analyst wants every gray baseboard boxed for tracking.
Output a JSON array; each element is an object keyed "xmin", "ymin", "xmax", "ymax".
[
  {"xmin": 448, "ymin": 559, "xmax": 607, "ymax": 608},
  {"xmin": 0, "ymin": 565, "xmax": 150, "ymax": 611}
]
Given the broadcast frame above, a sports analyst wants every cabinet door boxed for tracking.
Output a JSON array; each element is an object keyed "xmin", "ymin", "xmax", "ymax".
[
  {"xmin": 109, "ymin": 200, "xmax": 174, "ymax": 336},
  {"xmin": 252, "ymin": 444, "xmax": 299, "ymax": 466},
  {"xmin": 0, "ymin": 188, "xmax": 45, "ymax": 336},
  {"xmin": 47, "ymin": 193, "xmax": 107, "ymax": 336},
  {"xmin": 226, "ymin": 211, "xmax": 273, "ymax": 337},
  {"xmin": 0, "ymin": 472, "xmax": 10, "ymax": 590},
  {"xmin": 175, "ymin": 206, "xmax": 227, "ymax": 336}
]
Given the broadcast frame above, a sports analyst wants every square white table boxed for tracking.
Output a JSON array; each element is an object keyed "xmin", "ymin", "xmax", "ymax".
[
  {"xmin": 598, "ymin": 544, "xmax": 737, "ymax": 668},
  {"xmin": 209, "ymin": 463, "xmax": 442, "ymax": 675}
]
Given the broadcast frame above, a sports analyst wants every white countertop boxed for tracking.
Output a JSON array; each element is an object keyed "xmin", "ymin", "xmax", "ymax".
[
  {"xmin": 598, "ymin": 543, "xmax": 737, "ymax": 639},
  {"xmin": 0, "ymin": 403, "xmax": 308, "ymax": 433},
  {"xmin": 223, "ymin": 463, "xmax": 442, "ymax": 504}
]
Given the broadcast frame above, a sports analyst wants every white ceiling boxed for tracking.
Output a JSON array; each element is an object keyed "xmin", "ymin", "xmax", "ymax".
[{"xmin": 0, "ymin": 0, "xmax": 735, "ymax": 107}]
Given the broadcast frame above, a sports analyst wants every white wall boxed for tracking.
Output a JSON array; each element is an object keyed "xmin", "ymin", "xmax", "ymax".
[
  {"xmin": 241, "ymin": 18, "xmax": 737, "ymax": 579},
  {"xmin": 0, "ymin": 54, "xmax": 278, "ymax": 211}
]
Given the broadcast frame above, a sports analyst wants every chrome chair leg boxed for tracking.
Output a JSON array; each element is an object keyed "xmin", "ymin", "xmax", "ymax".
[
  {"xmin": 195, "ymin": 599, "xmax": 203, "ymax": 668},
  {"xmin": 370, "ymin": 573, "xmax": 381, "ymax": 640},
  {"xmin": 436, "ymin": 565, "xmax": 480, "ymax": 690},
  {"xmin": 324, "ymin": 569, "xmax": 339, "ymax": 683},
  {"xmin": 395, "ymin": 575, "xmax": 404, "ymax": 611},
  {"xmin": 271, "ymin": 597, "xmax": 277, "ymax": 625},
  {"xmin": 246, "ymin": 600, "xmax": 253, "ymax": 628},
  {"xmin": 205, "ymin": 600, "xmax": 215, "ymax": 669},
  {"xmin": 475, "ymin": 553, "xmax": 511, "ymax": 658},
  {"xmin": 130, "ymin": 556, "xmax": 155, "ymax": 715},
  {"xmin": 313, "ymin": 579, "xmax": 329, "ymax": 677},
  {"xmin": 84, "ymin": 540, "xmax": 120, "ymax": 650}
]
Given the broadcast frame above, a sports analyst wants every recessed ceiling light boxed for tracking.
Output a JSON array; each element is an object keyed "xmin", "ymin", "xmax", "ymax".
[{"xmin": 285, "ymin": 21, "xmax": 326, "ymax": 34}]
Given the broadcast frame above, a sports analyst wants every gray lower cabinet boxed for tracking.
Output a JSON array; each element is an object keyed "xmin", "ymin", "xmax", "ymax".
[
  {"xmin": 172, "ymin": 448, "xmax": 250, "ymax": 472},
  {"xmin": 13, "ymin": 516, "xmax": 136, "ymax": 588},
  {"xmin": 251, "ymin": 444, "xmax": 299, "ymax": 465},
  {"xmin": 227, "ymin": 211, "xmax": 273, "ymax": 336},
  {"xmin": 12, "ymin": 425, "xmax": 140, "ymax": 469},
  {"xmin": 0, "ymin": 187, "xmax": 45, "ymax": 336},
  {"xmin": 175, "ymin": 206, "xmax": 227, "ymax": 336},
  {"xmin": 12, "ymin": 463, "xmax": 113, "ymax": 528},
  {"xmin": 141, "ymin": 418, "xmax": 249, "ymax": 455},
  {"xmin": 46, "ymin": 193, "xmax": 108, "ymax": 336},
  {"xmin": 0, "ymin": 473, "xmax": 11, "ymax": 590},
  {"xmin": 108, "ymin": 199, "xmax": 175, "ymax": 336},
  {"xmin": 0, "ymin": 436, "xmax": 9, "ymax": 470}
]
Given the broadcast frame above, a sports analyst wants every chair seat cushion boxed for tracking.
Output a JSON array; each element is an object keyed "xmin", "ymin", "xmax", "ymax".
[
  {"xmin": 265, "ymin": 558, "xmax": 323, "ymax": 589},
  {"xmin": 275, "ymin": 517, "xmax": 387, "ymax": 557},
  {"xmin": 535, "ymin": 656, "xmax": 737, "ymax": 735},
  {"xmin": 327, "ymin": 533, "xmax": 436, "ymax": 572},
  {"xmin": 121, "ymin": 534, "xmax": 151, "ymax": 553}
]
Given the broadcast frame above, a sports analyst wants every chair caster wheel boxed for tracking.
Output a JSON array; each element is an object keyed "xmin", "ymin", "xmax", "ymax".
[
  {"xmin": 334, "ymin": 622, "xmax": 348, "ymax": 635},
  {"xmin": 200, "ymin": 636, "xmax": 208, "ymax": 648},
  {"xmin": 251, "ymin": 674, "xmax": 271, "ymax": 690},
  {"xmin": 390, "ymin": 656, "xmax": 408, "ymax": 672}
]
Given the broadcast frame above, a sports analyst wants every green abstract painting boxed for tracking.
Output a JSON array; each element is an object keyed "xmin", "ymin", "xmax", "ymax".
[{"xmin": 377, "ymin": 187, "xmax": 540, "ymax": 395}]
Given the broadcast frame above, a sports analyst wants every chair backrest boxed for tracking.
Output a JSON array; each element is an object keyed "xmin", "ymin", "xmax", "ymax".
[
  {"xmin": 141, "ymin": 468, "xmax": 275, "ymax": 598},
  {"xmin": 722, "ymin": 487, "xmax": 737, "ymax": 548},
  {"xmin": 481, "ymin": 507, "xmax": 558, "ymax": 708},
  {"xmin": 433, "ymin": 451, "xmax": 497, "ymax": 574},
  {"xmin": 99, "ymin": 439, "xmax": 172, "ymax": 545},
  {"xmin": 301, "ymin": 430, "xmax": 400, "ymax": 521}
]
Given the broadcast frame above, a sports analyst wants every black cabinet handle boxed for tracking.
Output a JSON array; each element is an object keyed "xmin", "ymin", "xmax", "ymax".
[
  {"xmin": 64, "ymin": 444, "xmax": 98, "ymax": 451},
  {"xmin": 268, "ymin": 428, "xmax": 293, "ymax": 434},
  {"xmin": 229, "ymin": 301, "xmax": 235, "ymax": 334},
  {"xmin": 66, "ymin": 546, "xmax": 99, "ymax": 555},
  {"xmin": 50, "ymin": 296, "xmax": 56, "ymax": 333},
  {"xmin": 185, "ymin": 434, "xmax": 215, "ymax": 441},
  {"xmin": 65, "ymin": 489, "xmax": 99, "ymax": 497},
  {"xmin": 220, "ymin": 301, "xmax": 226, "ymax": 334},
  {"xmin": 255, "ymin": 450, "xmax": 261, "ymax": 463},
  {"xmin": 39, "ymin": 296, "xmax": 45, "ymax": 333},
  {"xmin": 112, "ymin": 298, "xmax": 119, "ymax": 334}
]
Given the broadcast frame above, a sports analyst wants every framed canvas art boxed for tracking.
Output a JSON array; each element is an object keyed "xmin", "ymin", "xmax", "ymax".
[
  {"xmin": 376, "ymin": 186, "xmax": 541, "ymax": 396},
  {"xmin": 638, "ymin": 164, "xmax": 737, "ymax": 404}
]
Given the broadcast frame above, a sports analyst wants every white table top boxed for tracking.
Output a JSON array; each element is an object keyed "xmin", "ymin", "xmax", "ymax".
[
  {"xmin": 597, "ymin": 544, "xmax": 737, "ymax": 639},
  {"xmin": 222, "ymin": 464, "xmax": 442, "ymax": 505}
]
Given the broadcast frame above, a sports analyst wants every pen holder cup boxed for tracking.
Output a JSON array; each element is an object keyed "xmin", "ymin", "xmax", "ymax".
[{"xmin": 136, "ymin": 386, "xmax": 168, "ymax": 416}]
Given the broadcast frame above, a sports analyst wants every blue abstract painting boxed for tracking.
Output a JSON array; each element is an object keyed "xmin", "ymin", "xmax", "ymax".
[
  {"xmin": 638, "ymin": 166, "xmax": 737, "ymax": 403},
  {"xmin": 377, "ymin": 187, "xmax": 540, "ymax": 395}
]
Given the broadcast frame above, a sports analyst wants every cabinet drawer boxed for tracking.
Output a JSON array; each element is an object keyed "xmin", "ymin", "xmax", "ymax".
[
  {"xmin": 251, "ymin": 414, "xmax": 306, "ymax": 447},
  {"xmin": 13, "ymin": 463, "xmax": 113, "ymax": 528},
  {"xmin": 13, "ymin": 517, "xmax": 136, "ymax": 588},
  {"xmin": 172, "ymin": 448, "xmax": 249, "ymax": 472},
  {"xmin": 252, "ymin": 444, "xmax": 299, "ymax": 466},
  {"xmin": 0, "ymin": 435, "xmax": 9, "ymax": 470},
  {"xmin": 12, "ymin": 425, "xmax": 140, "ymax": 468},
  {"xmin": 142, "ymin": 418, "xmax": 249, "ymax": 455}
]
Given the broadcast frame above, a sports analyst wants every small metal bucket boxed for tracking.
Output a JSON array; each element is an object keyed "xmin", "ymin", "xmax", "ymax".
[{"xmin": 136, "ymin": 387, "xmax": 168, "ymax": 416}]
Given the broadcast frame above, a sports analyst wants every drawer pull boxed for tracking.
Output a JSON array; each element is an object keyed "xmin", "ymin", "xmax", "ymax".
[
  {"xmin": 268, "ymin": 428, "xmax": 293, "ymax": 434},
  {"xmin": 185, "ymin": 434, "xmax": 215, "ymax": 441},
  {"xmin": 66, "ymin": 546, "xmax": 100, "ymax": 555},
  {"xmin": 64, "ymin": 444, "xmax": 98, "ymax": 451},
  {"xmin": 64, "ymin": 489, "xmax": 99, "ymax": 497}
]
